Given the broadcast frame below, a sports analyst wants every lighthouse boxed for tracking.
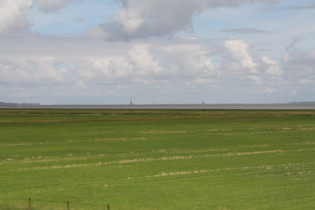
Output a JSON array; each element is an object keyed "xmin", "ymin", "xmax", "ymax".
[{"xmin": 130, "ymin": 99, "xmax": 133, "ymax": 105}]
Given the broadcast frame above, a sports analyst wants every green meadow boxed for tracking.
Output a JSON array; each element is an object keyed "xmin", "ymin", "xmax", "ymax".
[{"xmin": 1, "ymin": 109, "xmax": 315, "ymax": 209}]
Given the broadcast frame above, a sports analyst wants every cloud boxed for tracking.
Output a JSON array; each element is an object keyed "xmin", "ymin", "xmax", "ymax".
[
  {"xmin": 161, "ymin": 43, "xmax": 216, "ymax": 77},
  {"xmin": 220, "ymin": 39, "xmax": 287, "ymax": 90},
  {"xmin": 0, "ymin": 0, "xmax": 34, "ymax": 37},
  {"xmin": 262, "ymin": 56, "xmax": 282, "ymax": 76},
  {"xmin": 223, "ymin": 39, "xmax": 284, "ymax": 78},
  {"xmin": 77, "ymin": 17, "xmax": 85, "ymax": 22},
  {"xmin": 37, "ymin": 0, "xmax": 76, "ymax": 12},
  {"xmin": 0, "ymin": 56, "xmax": 69, "ymax": 84},
  {"xmin": 128, "ymin": 45, "xmax": 163, "ymax": 75},
  {"xmin": 2, "ymin": 36, "xmax": 290, "ymax": 102},
  {"xmin": 1, "ymin": 34, "xmax": 313, "ymax": 104},
  {"xmin": 88, "ymin": 0, "xmax": 280, "ymax": 40},
  {"xmin": 83, "ymin": 41, "xmax": 217, "ymax": 86},
  {"xmin": 288, "ymin": 4, "xmax": 315, "ymax": 10},
  {"xmin": 0, "ymin": 0, "xmax": 78, "ymax": 37},
  {"xmin": 224, "ymin": 39, "xmax": 258, "ymax": 73},
  {"xmin": 86, "ymin": 45, "xmax": 164, "ymax": 81},
  {"xmin": 0, "ymin": 0, "xmax": 280, "ymax": 39},
  {"xmin": 285, "ymin": 37, "xmax": 302, "ymax": 52},
  {"xmin": 283, "ymin": 48, "xmax": 315, "ymax": 76},
  {"xmin": 220, "ymin": 28, "xmax": 267, "ymax": 34},
  {"xmin": 0, "ymin": 36, "xmax": 219, "ymax": 93}
]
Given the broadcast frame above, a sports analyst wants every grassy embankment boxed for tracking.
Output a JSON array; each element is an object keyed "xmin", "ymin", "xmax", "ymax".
[{"xmin": 1, "ymin": 109, "xmax": 315, "ymax": 209}]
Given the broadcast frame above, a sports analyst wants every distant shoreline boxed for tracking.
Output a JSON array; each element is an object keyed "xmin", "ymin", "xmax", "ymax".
[{"xmin": 1, "ymin": 103, "xmax": 315, "ymax": 110}]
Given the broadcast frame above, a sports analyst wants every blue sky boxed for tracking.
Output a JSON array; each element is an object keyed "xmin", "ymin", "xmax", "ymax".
[{"xmin": 0, "ymin": 0, "xmax": 315, "ymax": 104}]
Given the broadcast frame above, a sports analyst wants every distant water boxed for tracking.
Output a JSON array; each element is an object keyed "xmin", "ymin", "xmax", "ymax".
[{"xmin": 2, "ymin": 104, "xmax": 315, "ymax": 109}]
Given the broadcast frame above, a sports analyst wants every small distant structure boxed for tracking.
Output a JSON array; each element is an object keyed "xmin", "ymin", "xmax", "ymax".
[{"xmin": 130, "ymin": 99, "xmax": 133, "ymax": 105}]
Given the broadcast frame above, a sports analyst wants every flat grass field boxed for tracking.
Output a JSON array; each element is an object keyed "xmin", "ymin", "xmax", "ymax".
[{"xmin": 1, "ymin": 109, "xmax": 315, "ymax": 210}]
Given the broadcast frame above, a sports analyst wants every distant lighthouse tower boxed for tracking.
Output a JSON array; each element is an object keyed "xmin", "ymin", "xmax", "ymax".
[{"xmin": 130, "ymin": 99, "xmax": 133, "ymax": 105}]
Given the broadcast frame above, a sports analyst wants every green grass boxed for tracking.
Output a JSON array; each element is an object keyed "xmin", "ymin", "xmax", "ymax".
[{"xmin": 1, "ymin": 109, "xmax": 315, "ymax": 209}]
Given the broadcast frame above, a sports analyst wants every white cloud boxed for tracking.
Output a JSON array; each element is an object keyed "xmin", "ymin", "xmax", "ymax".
[
  {"xmin": 88, "ymin": 0, "xmax": 280, "ymax": 40},
  {"xmin": 224, "ymin": 39, "xmax": 258, "ymax": 73},
  {"xmin": 0, "ymin": 0, "xmax": 34, "ymax": 37},
  {"xmin": 0, "ymin": 0, "xmax": 281, "ymax": 39},
  {"xmin": 1, "ymin": 0, "xmax": 315, "ymax": 104},
  {"xmin": 128, "ymin": 45, "xmax": 163, "ymax": 75},
  {"xmin": 262, "ymin": 56, "xmax": 282, "ymax": 76},
  {"xmin": 264, "ymin": 87, "xmax": 277, "ymax": 93},
  {"xmin": 222, "ymin": 39, "xmax": 285, "ymax": 87},
  {"xmin": 0, "ymin": 37, "xmax": 279, "ymax": 86},
  {"xmin": 88, "ymin": 56, "xmax": 132, "ymax": 80},
  {"xmin": 298, "ymin": 79, "xmax": 312, "ymax": 85},
  {"xmin": 2, "ymin": 32, "xmax": 313, "ymax": 103},
  {"xmin": 0, "ymin": 56, "xmax": 68, "ymax": 84},
  {"xmin": 78, "ymin": 45, "xmax": 163, "ymax": 83},
  {"xmin": 161, "ymin": 44, "xmax": 216, "ymax": 77},
  {"xmin": 86, "ymin": 26, "xmax": 111, "ymax": 39},
  {"xmin": 114, "ymin": 7, "xmax": 145, "ymax": 34},
  {"xmin": 0, "ymin": 0, "xmax": 79, "ymax": 37},
  {"xmin": 0, "ymin": 37, "xmax": 218, "ymax": 90},
  {"xmin": 283, "ymin": 48, "xmax": 315, "ymax": 75}
]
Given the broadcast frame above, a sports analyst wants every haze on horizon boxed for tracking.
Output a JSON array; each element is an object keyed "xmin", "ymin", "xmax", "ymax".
[{"xmin": 1, "ymin": 0, "xmax": 315, "ymax": 105}]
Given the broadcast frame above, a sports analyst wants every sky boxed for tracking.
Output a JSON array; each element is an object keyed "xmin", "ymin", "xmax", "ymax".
[{"xmin": 0, "ymin": 0, "xmax": 315, "ymax": 105}]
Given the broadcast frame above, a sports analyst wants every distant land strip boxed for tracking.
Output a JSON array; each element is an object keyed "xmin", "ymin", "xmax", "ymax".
[{"xmin": 1, "ymin": 103, "xmax": 315, "ymax": 109}]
